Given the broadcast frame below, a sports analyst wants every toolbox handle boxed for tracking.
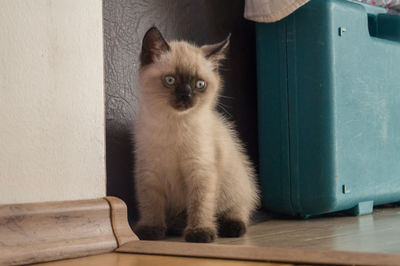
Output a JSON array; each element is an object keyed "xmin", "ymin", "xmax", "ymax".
[
  {"xmin": 368, "ymin": 13, "xmax": 400, "ymax": 42},
  {"xmin": 351, "ymin": 0, "xmax": 400, "ymax": 42}
]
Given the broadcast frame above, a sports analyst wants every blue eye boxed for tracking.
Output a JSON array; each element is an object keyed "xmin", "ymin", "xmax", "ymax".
[
  {"xmin": 165, "ymin": 76, "xmax": 175, "ymax": 85},
  {"xmin": 196, "ymin": 80, "xmax": 206, "ymax": 89}
]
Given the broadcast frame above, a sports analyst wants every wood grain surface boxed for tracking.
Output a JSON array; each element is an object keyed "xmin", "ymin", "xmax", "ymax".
[
  {"xmin": 117, "ymin": 240, "xmax": 400, "ymax": 266},
  {"xmin": 179, "ymin": 206, "xmax": 398, "ymax": 256},
  {"xmin": 105, "ymin": 196, "xmax": 139, "ymax": 246},
  {"xmin": 214, "ymin": 207, "xmax": 400, "ymax": 254},
  {"xmin": 0, "ymin": 198, "xmax": 118, "ymax": 265},
  {"xmin": 163, "ymin": 206, "xmax": 400, "ymax": 255},
  {"xmin": 36, "ymin": 252, "xmax": 291, "ymax": 266}
]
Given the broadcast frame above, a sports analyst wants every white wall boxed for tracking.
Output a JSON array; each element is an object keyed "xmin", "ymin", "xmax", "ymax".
[{"xmin": 0, "ymin": 0, "xmax": 106, "ymax": 204}]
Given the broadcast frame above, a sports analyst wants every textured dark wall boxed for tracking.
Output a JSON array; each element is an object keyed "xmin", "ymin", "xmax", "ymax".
[{"xmin": 103, "ymin": 0, "xmax": 258, "ymax": 221}]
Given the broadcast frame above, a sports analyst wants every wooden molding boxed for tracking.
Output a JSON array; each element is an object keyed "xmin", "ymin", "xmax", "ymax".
[
  {"xmin": 3, "ymin": 196, "xmax": 400, "ymax": 266},
  {"xmin": 104, "ymin": 196, "xmax": 138, "ymax": 246},
  {"xmin": 117, "ymin": 240, "xmax": 400, "ymax": 266},
  {"xmin": 0, "ymin": 197, "xmax": 138, "ymax": 266}
]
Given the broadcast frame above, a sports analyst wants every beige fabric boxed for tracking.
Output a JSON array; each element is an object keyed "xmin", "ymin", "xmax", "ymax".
[{"xmin": 244, "ymin": 0, "xmax": 310, "ymax": 23}]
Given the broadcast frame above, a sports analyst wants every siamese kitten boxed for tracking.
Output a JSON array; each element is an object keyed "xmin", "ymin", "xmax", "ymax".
[{"xmin": 134, "ymin": 27, "xmax": 259, "ymax": 243}]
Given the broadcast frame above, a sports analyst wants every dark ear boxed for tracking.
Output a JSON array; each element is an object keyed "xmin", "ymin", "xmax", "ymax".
[
  {"xmin": 140, "ymin": 27, "xmax": 170, "ymax": 67},
  {"xmin": 201, "ymin": 33, "xmax": 231, "ymax": 62}
]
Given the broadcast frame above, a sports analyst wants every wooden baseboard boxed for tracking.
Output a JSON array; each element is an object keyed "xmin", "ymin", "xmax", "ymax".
[
  {"xmin": 104, "ymin": 196, "xmax": 138, "ymax": 246},
  {"xmin": 2, "ymin": 196, "xmax": 400, "ymax": 266},
  {"xmin": 0, "ymin": 197, "xmax": 137, "ymax": 265}
]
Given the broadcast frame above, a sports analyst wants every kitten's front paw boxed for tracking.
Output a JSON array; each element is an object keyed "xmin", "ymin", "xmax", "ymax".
[
  {"xmin": 134, "ymin": 225, "xmax": 166, "ymax": 240},
  {"xmin": 184, "ymin": 227, "xmax": 216, "ymax": 243},
  {"xmin": 218, "ymin": 218, "xmax": 246, "ymax": 237}
]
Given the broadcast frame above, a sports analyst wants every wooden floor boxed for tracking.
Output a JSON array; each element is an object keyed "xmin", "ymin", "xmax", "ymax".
[
  {"xmin": 168, "ymin": 205, "xmax": 400, "ymax": 254},
  {"xmin": 36, "ymin": 253, "xmax": 291, "ymax": 266},
  {"xmin": 34, "ymin": 206, "xmax": 400, "ymax": 266},
  {"xmin": 32, "ymin": 207, "xmax": 400, "ymax": 266}
]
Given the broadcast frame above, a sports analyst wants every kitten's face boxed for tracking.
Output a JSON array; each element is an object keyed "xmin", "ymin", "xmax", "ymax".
[{"xmin": 138, "ymin": 27, "xmax": 229, "ymax": 114}]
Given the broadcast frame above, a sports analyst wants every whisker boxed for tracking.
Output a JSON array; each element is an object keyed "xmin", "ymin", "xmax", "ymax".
[
  {"xmin": 219, "ymin": 94, "xmax": 234, "ymax": 100},
  {"xmin": 217, "ymin": 103, "xmax": 233, "ymax": 118},
  {"xmin": 217, "ymin": 99, "xmax": 231, "ymax": 108}
]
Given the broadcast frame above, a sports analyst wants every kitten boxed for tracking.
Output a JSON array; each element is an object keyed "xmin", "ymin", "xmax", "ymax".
[{"xmin": 133, "ymin": 27, "xmax": 259, "ymax": 243}]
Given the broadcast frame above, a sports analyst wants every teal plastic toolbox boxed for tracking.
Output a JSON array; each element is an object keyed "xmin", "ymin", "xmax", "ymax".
[{"xmin": 257, "ymin": 0, "xmax": 400, "ymax": 217}]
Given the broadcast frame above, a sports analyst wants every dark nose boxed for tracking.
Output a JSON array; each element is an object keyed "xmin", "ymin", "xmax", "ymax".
[{"xmin": 176, "ymin": 84, "xmax": 192, "ymax": 101}]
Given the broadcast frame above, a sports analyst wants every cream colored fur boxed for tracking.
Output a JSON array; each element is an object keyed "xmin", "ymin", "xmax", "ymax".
[{"xmin": 134, "ymin": 39, "xmax": 259, "ymax": 239}]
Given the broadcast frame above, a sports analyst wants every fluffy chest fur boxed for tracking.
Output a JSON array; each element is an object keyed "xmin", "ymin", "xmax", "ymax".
[{"xmin": 134, "ymin": 108, "xmax": 216, "ymax": 213}]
